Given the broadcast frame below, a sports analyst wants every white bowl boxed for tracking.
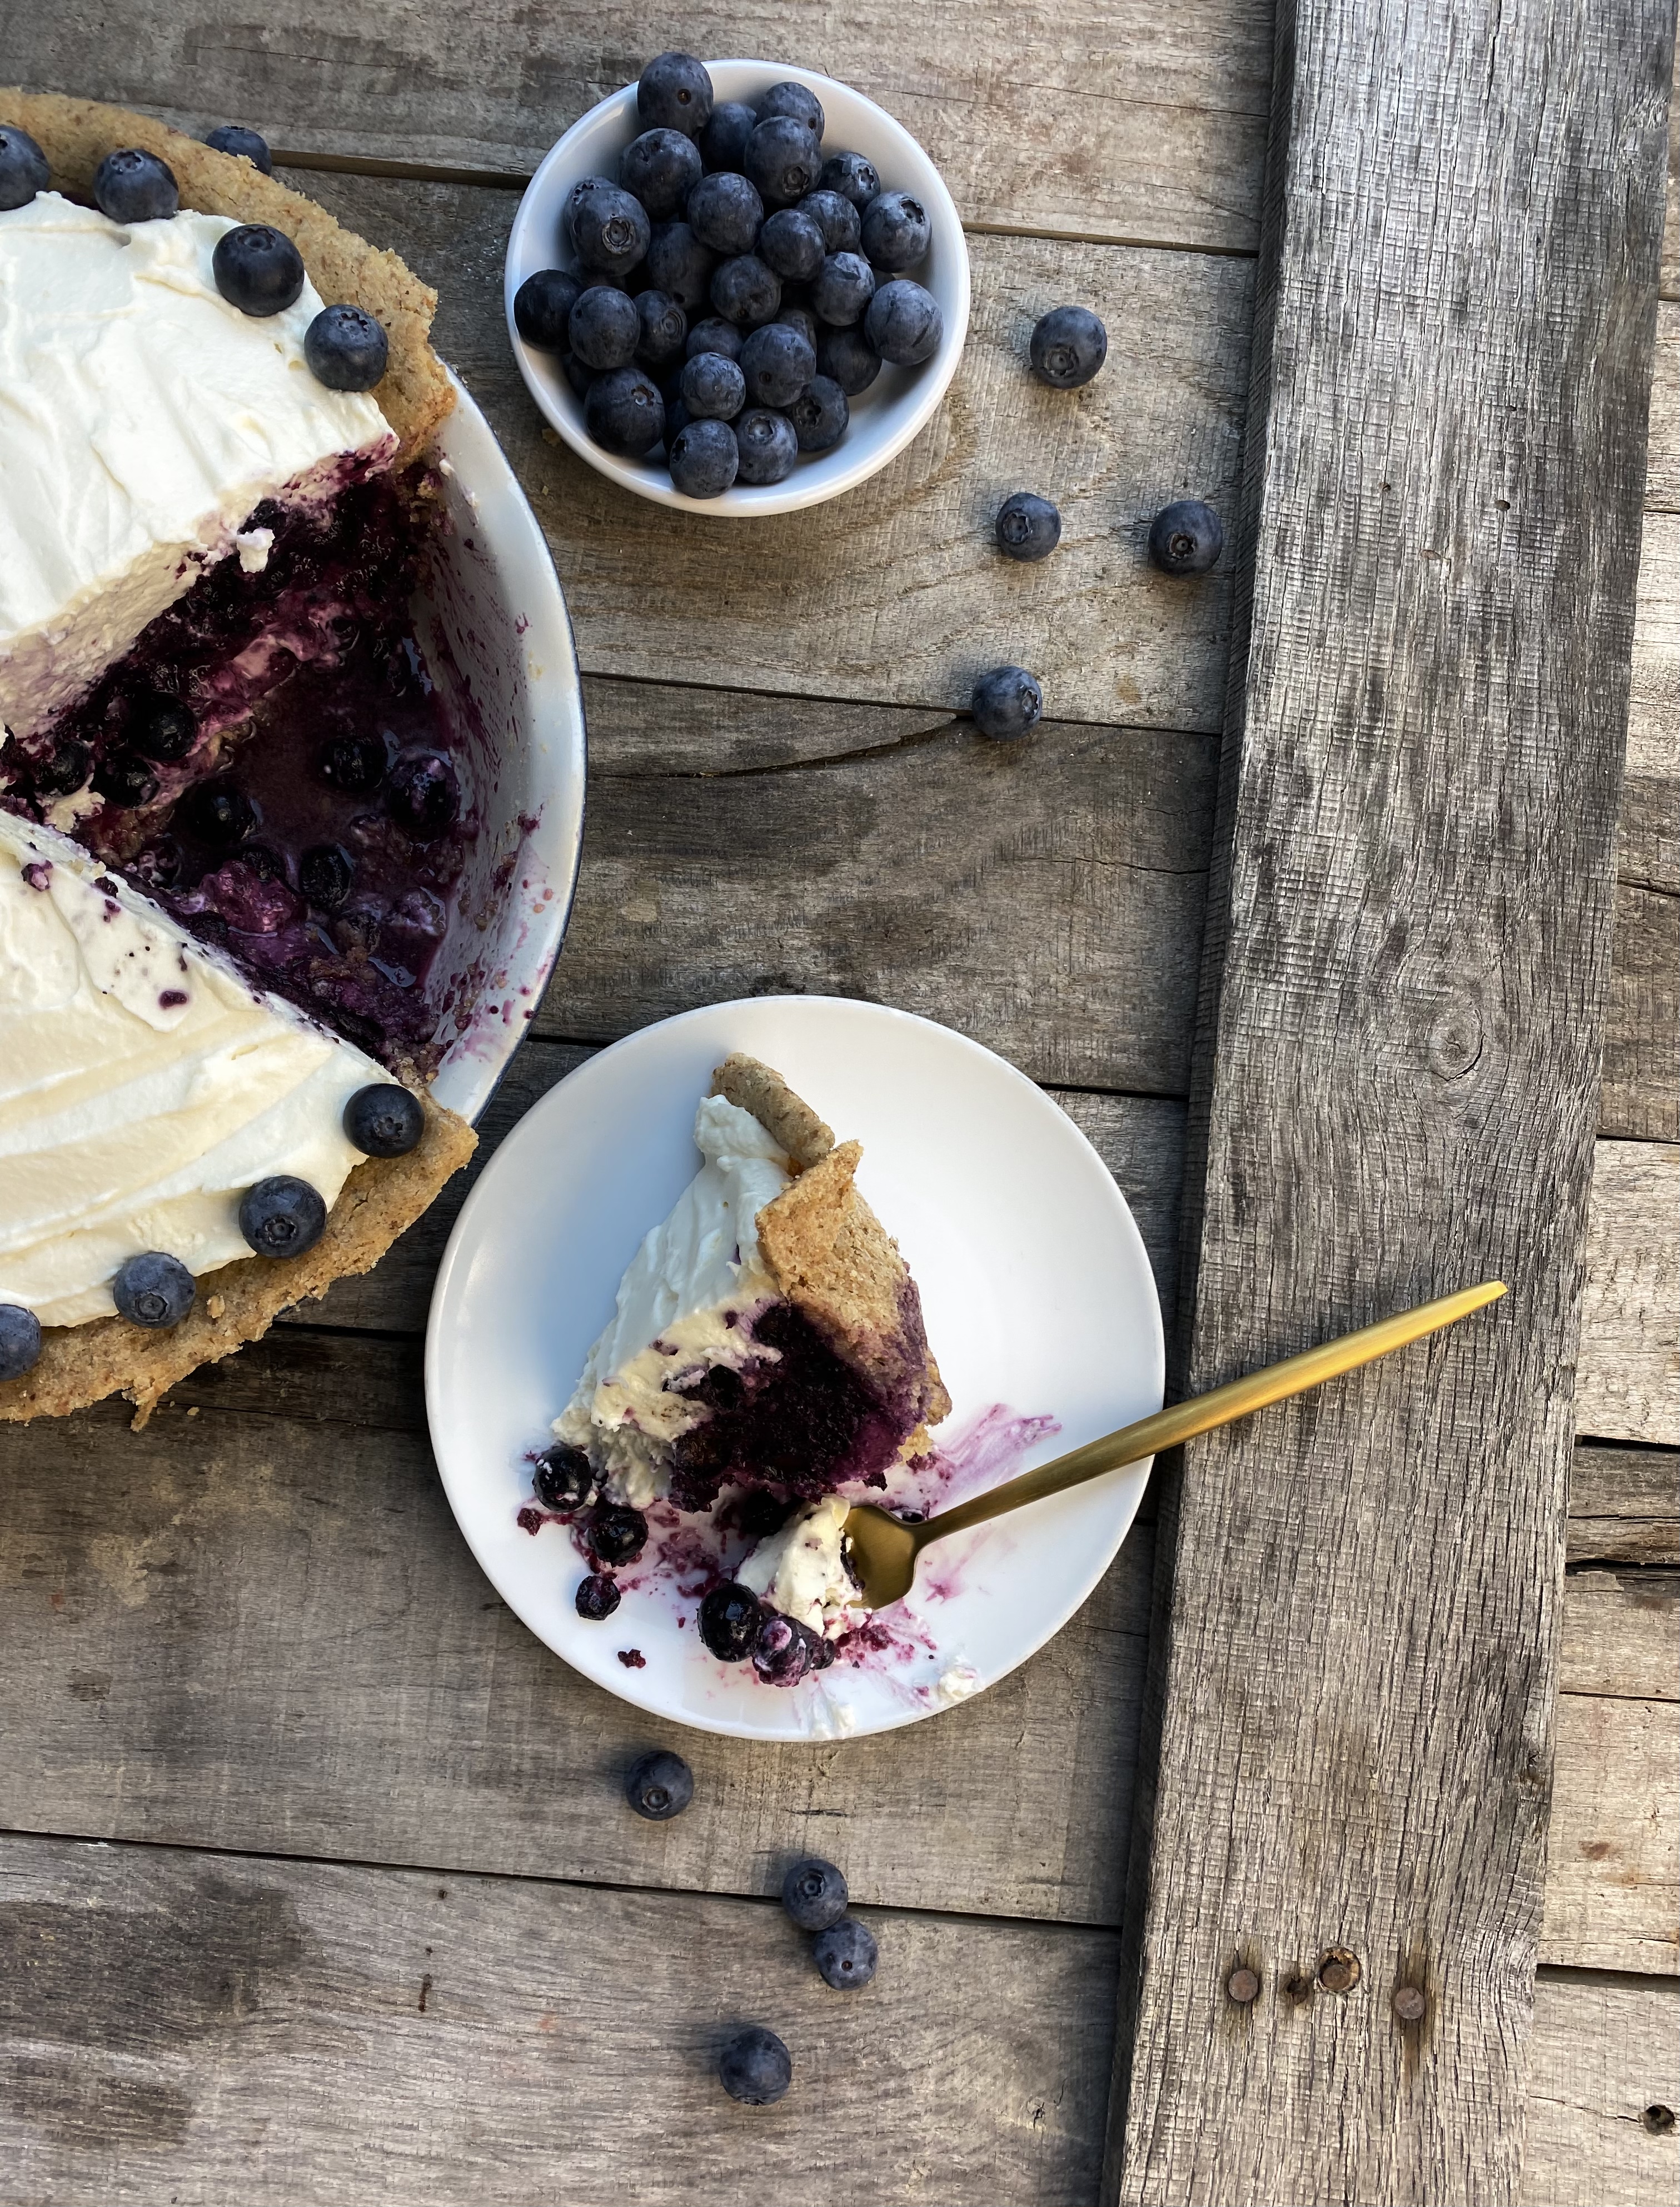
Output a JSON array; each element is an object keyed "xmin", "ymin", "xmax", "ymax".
[
  {"xmin": 504, "ymin": 62, "xmax": 971, "ymax": 517},
  {"xmin": 417, "ymin": 374, "xmax": 586, "ymax": 1121}
]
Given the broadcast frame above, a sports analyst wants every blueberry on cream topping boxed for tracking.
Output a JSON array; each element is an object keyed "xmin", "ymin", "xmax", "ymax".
[
  {"xmin": 0, "ymin": 125, "xmax": 48, "ymax": 212},
  {"xmin": 212, "ymin": 223, "xmax": 306, "ymax": 317},
  {"xmin": 93, "ymin": 148, "xmax": 179, "ymax": 224}
]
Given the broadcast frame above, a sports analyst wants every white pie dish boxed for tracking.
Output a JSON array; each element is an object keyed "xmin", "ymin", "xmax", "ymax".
[{"xmin": 504, "ymin": 62, "xmax": 971, "ymax": 517}]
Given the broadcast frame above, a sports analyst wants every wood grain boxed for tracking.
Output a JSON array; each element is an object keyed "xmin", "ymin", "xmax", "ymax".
[
  {"xmin": 1577, "ymin": 1142, "xmax": 1680, "ymax": 1447},
  {"xmin": 1559, "ymin": 1570, "xmax": 1679, "ymax": 1699},
  {"xmin": 5, "ymin": 0, "xmax": 1274, "ymax": 251},
  {"xmin": 1542, "ymin": 1693, "xmax": 1679, "ymax": 1976},
  {"xmin": 1106, "ymin": 1, "xmax": 1676, "ymax": 2200},
  {"xmin": 1524, "ymin": 1971, "xmax": 1680, "ymax": 2207},
  {"xmin": 1603, "ymin": 882, "xmax": 1679, "ymax": 1140},
  {"xmin": 1625, "ymin": 506, "xmax": 1679, "ymax": 895},
  {"xmin": 1568, "ymin": 1446, "xmax": 1680, "ymax": 1566}
]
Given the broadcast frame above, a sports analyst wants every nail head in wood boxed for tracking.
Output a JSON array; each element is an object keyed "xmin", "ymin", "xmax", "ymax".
[
  {"xmin": 1392, "ymin": 1985, "xmax": 1427, "ymax": 2023},
  {"xmin": 1226, "ymin": 1966, "xmax": 1260, "ymax": 2005},
  {"xmin": 1317, "ymin": 1948, "xmax": 1361, "ymax": 1994}
]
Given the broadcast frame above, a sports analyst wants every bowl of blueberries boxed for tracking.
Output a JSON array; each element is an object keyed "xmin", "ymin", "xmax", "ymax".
[{"xmin": 505, "ymin": 53, "xmax": 970, "ymax": 513}]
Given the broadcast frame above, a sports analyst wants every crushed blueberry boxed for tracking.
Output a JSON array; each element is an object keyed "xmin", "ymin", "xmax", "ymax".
[
  {"xmin": 128, "ymin": 693, "xmax": 198, "ymax": 762},
  {"xmin": 532, "ymin": 1442, "xmax": 596, "ymax": 1512},
  {"xmin": 586, "ymin": 1502, "xmax": 649, "ymax": 1566},
  {"xmin": 617, "ymin": 1647, "xmax": 647, "ymax": 1668},
  {"xmin": 697, "ymin": 1580, "xmax": 766, "ymax": 1662},
  {"xmin": 575, "ymin": 1572, "xmax": 621, "ymax": 1620},
  {"xmin": 624, "ymin": 1747, "xmax": 694, "ymax": 1819}
]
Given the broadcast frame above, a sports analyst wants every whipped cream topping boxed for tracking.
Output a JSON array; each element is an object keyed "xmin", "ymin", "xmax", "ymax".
[
  {"xmin": 0, "ymin": 192, "xmax": 395, "ymax": 738},
  {"xmin": 739, "ymin": 1496, "xmax": 864, "ymax": 1641},
  {"xmin": 0, "ymin": 811, "xmax": 390, "ymax": 1327},
  {"xmin": 555, "ymin": 1095, "xmax": 793, "ymax": 1506}
]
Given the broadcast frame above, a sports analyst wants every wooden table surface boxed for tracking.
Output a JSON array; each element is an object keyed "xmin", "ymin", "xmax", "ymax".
[{"xmin": 1, "ymin": 6, "xmax": 1675, "ymax": 2204}]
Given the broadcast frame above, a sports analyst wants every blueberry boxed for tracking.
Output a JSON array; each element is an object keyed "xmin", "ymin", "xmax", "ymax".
[
  {"xmin": 637, "ymin": 52, "xmax": 714, "ymax": 139},
  {"xmin": 668, "ymin": 417, "xmax": 739, "ymax": 499},
  {"xmin": 532, "ymin": 1443, "xmax": 596, "ymax": 1512},
  {"xmin": 734, "ymin": 1488, "xmax": 794, "ymax": 1540},
  {"xmin": 0, "ymin": 125, "xmax": 49, "ymax": 211},
  {"xmin": 92, "ymin": 751, "xmax": 160, "ymax": 810},
  {"xmin": 587, "ymin": 1502, "xmax": 649, "ymax": 1567},
  {"xmin": 569, "ymin": 283, "xmax": 641, "ymax": 370},
  {"xmin": 31, "ymin": 738, "xmax": 91, "ymax": 798},
  {"xmin": 112, "ymin": 1252, "xmax": 196, "ymax": 1328},
  {"xmin": 752, "ymin": 1610, "xmax": 816, "ymax": 1686},
  {"xmin": 561, "ymin": 351, "xmax": 596, "ymax": 400},
  {"xmin": 635, "ymin": 287, "xmax": 687, "ymax": 367},
  {"xmin": 304, "ymin": 304, "xmax": 388, "ymax": 391},
  {"xmin": 696, "ymin": 1580, "xmax": 766, "ymax": 1661},
  {"xmin": 757, "ymin": 206, "xmax": 825, "ymax": 285},
  {"xmin": 815, "ymin": 322, "xmax": 880, "ymax": 397},
  {"xmin": 817, "ymin": 151, "xmax": 879, "ymax": 211},
  {"xmin": 971, "ymin": 664, "xmax": 1044, "ymax": 741},
  {"xmin": 686, "ymin": 171, "xmax": 763, "ymax": 258},
  {"xmin": 743, "ymin": 117, "xmax": 821, "ymax": 209},
  {"xmin": 211, "ymin": 223, "xmax": 305, "ymax": 317},
  {"xmin": 799, "ymin": 189, "xmax": 861, "ymax": 255},
  {"xmin": 239, "ymin": 1175, "xmax": 328, "ymax": 1258},
  {"xmin": 316, "ymin": 732, "xmax": 386, "ymax": 795},
  {"xmin": 680, "ymin": 350, "xmax": 746, "ymax": 420},
  {"xmin": 811, "ymin": 252, "xmax": 875, "ymax": 328},
  {"xmin": 710, "ymin": 254, "xmax": 780, "ymax": 328},
  {"xmin": 513, "ymin": 268, "xmax": 581, "ymax": 351},
  {"xmin": 776, "ymin": 302, "xmax": 819, "ymax": 351},
  {"xmin": 0, "ymin": 1304, "xmax": 42, "ymax": 1379},
  {"xmin": 785, "ymin": 375, "xmax": 848, "ymax": 452},
  {"xmin": 661, "ymin": 394, "xmax": 690, "ymax": 447},
  {"xmin": 624, "ymin": 1747, "xmax": 694, "ymax": 1821},
  {"xmin": 995, "ymin": 491, "xmax": 1062, "ymax": 563},
  {"xmin": 180, "ymin": 779, "xmax": 256, "ymax": 848},
  {"xmin": 812, "ymin": 1915, "xmax": 878, "ymax": 1990},
  {"xmin": 562, "ymin": 175, "xmax": 616, "ymax": 250},
  {"xmin": 740, "ymin": 321, "xmax": 814, "ymax": 409},
  {"xmin": 645, "ymin": 221, "xmax": 717, "ymax": 312},
  {"xmin": 575, "ymin": 1572, "xmax": 620, "ymax": 1620},
  {"xmin": 585, "ymin": 365, "xmax": 666, "ymax": 455},
  {"xmin": 866, "ymin": 279, "xmax": 943, "ymax": 365},
  {"xmin": 1147, "ymin": 497, "xmax": 1224, "ymax": 576},
  {"xmin": 134, "ymin": 838, "xmax": 184, "ymax": 891},
  {"xmin": 782, "ymin": 1856, "xmax": 848, "ymax": 1932},
  {"xmin": 343, "ymin": 1082, "xmax": 425, "ymax": 1157},
  {"xmin": 685, "ymin": 314, "xmax": 743, "ymax": 363},
  {"xmin": 757, "ymin": 81, "xmax": 824, "ymax": 138},
  {"xmin": 700, "ymin": 99, "xmax": 757, "ymax": 174},
  {"xmin": 619, "ymin": 126, "xmax": 702, "ymax": 221},
  {"xmin": 204, "ymin": 123, "xmax": 273, "ymax": 174},
  {"xmin": 732, "ymin": 408, "xmax": 799, "ymax": 487},
  {"xmin": 571, "ymin": 183, "xmax": 650, "ymax": 277},
  {"xmin": 386, "ymin": 751, "xmax": 460, "ymax": 840},
  {"xmin": 719, "ymin": 2027, "xmax": 792, "ymax": 2106},
  {"xmin": 129, "ymin": 692, "xmax": 197, "ymax": 761},
  {"xmin": 298, "ymin": 842, "xmax": 355, "ymax": 908},
  {"xmin": 860, "ymin": 190, "xmax": 931, "ymax": 273},
  {"xmin": 93, "ymin": 148, "xmax": 178, "ymax": 223},
  {"xmin": 1029, "ymin": 304, "xmax": 1107, "ymax": 389},
  {"xmin": 239, "ymin": 843, "xmax": 287, "ymax": 883}
]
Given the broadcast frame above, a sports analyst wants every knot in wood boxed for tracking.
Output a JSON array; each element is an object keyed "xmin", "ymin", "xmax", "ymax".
[
  {"xmin": 1225, "ymin": 1966, "xmax": 1260, "ymax": 2005},
  {"xmin": 1317, "ymin": 1947, "xmax": 1361, "ymax": 1994},
  {"xmin": 1392, "ymin": 1985, "xmax": 1427, "ymax": 2022},
  {"xmin": 1641, "ymin": 2105, "xmax": 1676, "ymax": 2136},
  {"xmin": 1425, "ymin": 996, "xmax": 1483, "ymax": 1080}
]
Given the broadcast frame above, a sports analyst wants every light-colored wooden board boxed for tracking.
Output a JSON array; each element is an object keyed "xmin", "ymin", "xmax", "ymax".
[
  {"xmin": 1603, "ymin": 881, "xmax": 1679, "ymax": 1142},
  {"xmin": 1559, "ymin": 1569, "xmax": 1678, "ymax": 1699},
  {"xmin": 0, "ymin": 1832, "xmax": 1118, "ymax": 2207},
  {"xmin": 1625, "ymin": 507, "xmax": 1679, "ymax": 895},
  {"xmin": 1524, "ymin": 1971, "xmax": 1680, "ymax": 2207},
  {"xmin": 1644, "ymin": 303, "xmax": 1677, "ymax": 511},
  {"xmin": 1568, "ymin": 1446, "xmax": 1680, "ymax": 1567},
  {"xmin": 5, "ymin": 1, "xmax": 1274, "ymax": 252},
  {"xmin": 1541, "ymin": 1693, "xmax": 1679, "ymax": 1977},
  {"xmin": 1576, "ymin": 1142, "xmax": 1680, "ymax": 1447}
]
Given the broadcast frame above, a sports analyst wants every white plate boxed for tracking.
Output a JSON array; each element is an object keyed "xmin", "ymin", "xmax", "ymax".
[
  {"xmin": 504, "ymin": 61, "xmax": 971, "ymax": 517},
  {"xmin": 426, "ymin": 999, "xmax": 1163, "ymax": 1741}
]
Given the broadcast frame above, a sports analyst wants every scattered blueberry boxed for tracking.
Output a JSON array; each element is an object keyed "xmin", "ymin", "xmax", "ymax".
[
  {"xmin": 576, "ymin": 1573, "xmax": 621, "ymax": 1620},
  {"xmin": 92, "ymin": 751, "xmax": 160, "ymax": 810},
  {"xmin": 812, "ymin": 1915, "xmax": 878, "ymax": 1990},
  {"xmin": 637, "ymin": 52, "xmax": 714, "ymax": 138},
  {"xmin": 681, "ymin": 350, "xmax": 746, "ymax": 420},
  {"xmin": 514, "ymin": 268, "xmax": 581, "ymax": 351},
  {"xmin": 1148, "ymin": 497, "xmax": 1224, "ymax": 576},
  {"xmin": 719, "ymin": 2026, "xmax": 792, "ymax": 2106},
  {"xmin": 571, "ymin": 183, "xmax": 651, "ymax": 276},
  {"xmin": 865, "ymin": 278, "xmax": 942, "ymax": 365},
  {"xmin": 757, "ymin": 206, "xmax": 825, "ymax": 283},
  {"xmin": 112, "ymin": 1252, "xmax": 196, "ymax": 1328},
  {"xmin": 995, "ymin": 490, "xmax": 1062, "ymax": 562},
  {"xmin": 781, "ymin": 1856, "xmax": 848, "ymax": 1932},
  {"xmin": 127, "ymin": 691, "xmax": 196, "ymax": 762},
  {"xmin": 32, "ymin": 738, "xmax": 91, "ymax": 798},
  {"xmin": 343, "ymin": 1082, "xmax": 425, "ymax": 1157},
  {"xmin": 798, "ymin": 188, "xmax": 861, "ymax": 257},
  {"xmin": 0, "ymin": 1304, "xmax": 42, "ymax": 1381},
  {"xmin": 740, "ymin": 321, "xmax": 814, "ymax": 408},
  {"xmin": 732, "ymin": 407, "xmax": 799, "ymax": 486},
  {"xmin": 238, "ymin": 1175, "xmax": 328, "ymax": 1259},
  {"xmin": 211, "ymin": 223, "xmax": 304, "ymax": 316},
  {"xmin": 635, "ymin": 288, "xmax": 687, "ymax": 366},
  {"xmin": 860, "ymin": 189, "xmax": 930, "ymax": 272},
  {"xmin": 304, "ymin": 304, "xmax": 388, "ymax": 391},
  {"xmin": 815, "ymin": 321, "xmax": 880, "ymax": 396},
  {"xmin": 180, "ymin": 779, "xmax": 256, "ymax": 848},
  {"xmin": 585, "ymin": 364, "xmax": 666, "ymax": 455},
  {"xmin": 532, "ymin": 1443, "xmax": 596, "ymax": 1512},
  {"xmin": 624, "ymin": 1747, "xmax": 694, "ymax": 1821},
  {"xmin": 811, "ymin": 251, "xmax": 874, "ymax": 327},
  {"xmin": 93, "ymin": 147, "xmax": 178, "ymax": 223},
  {"xmin": 697, "ymin": 1580, "xmax": 766, "ymax": 1661},
  {"xmin": 385, "ymin": 751, "xmax": 460, "ymax": 840},
  {"xmin": 668, "ymin": 416, "xmax": 739, "ymax": 498},
  {"xmin": 0, "ymin": 125, "xmax": 49, "ymax": 211},
  {"xmin": 752, "ymin": 1610, "xmax": 816, "ymax": 1686},
  {"xmin": 587, "ymin": 1502, "xmax": 649, "ymax": 1566},
  {"xmin": 645, "ymin": 221, "xmax": 716, "ymax": 311},
  {"xmin": 297, "ymin": 843, "xmax": 353, "ymax": 908},
  {"xmin": 619, "ymin": 126, "xmax": 702, "ymax": 221},
  {"xmin": 1029, "ymin": 304, "xmax": 1107, "ymax": 389},
  {"xmin": 785, "ymin": 374, "xmax": 848, "ymax": 452},
  {"xmin": 744, "ymin": 116, "xmax": 821, "ymax": 208},
  {"xmin": 203, "ymin": 123, "xmax": 273, "ymax": 173},
  {"xmin": 685, "ymin": 313, "xmax": 743, "ymax": 362},
  {"xmin": 971, "ymin": 664, "xmax": 1044, "ymax": 741},
  {"xmin": 686, "ymin": 169, "xmax": 764, "ymax": 258},
  {"xmin": 316, "ymin": 732, "xmax": 386, "ymax": 795},
  {"xmin": 700, "ymin": 99, "xmax": 757, "ymax": 173},
  {"xmin": 569, "ymin": 283, "xmax": 641, "ymax": 370},
  {"xmin": 817, "ymin": 150, "xmax": 879, "ymax": 211},
  {"xmin": 710, "ymin": 253, "xmax": 780, "ymax": 327}
]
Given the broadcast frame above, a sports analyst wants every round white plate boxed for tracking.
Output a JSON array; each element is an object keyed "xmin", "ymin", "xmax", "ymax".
[{"xmin": 426, "ymin": 999, "xmax": 1163, "ymax": 1741}]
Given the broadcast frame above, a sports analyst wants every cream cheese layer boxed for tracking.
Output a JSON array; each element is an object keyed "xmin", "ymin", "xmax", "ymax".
[
  {"xmin": 739, "ymin": 1496, "xmax": 864, "ymax": 1640},
  {"xmin": 0, "ymin": 811, "xmax": 388, "ymax": 1327}
]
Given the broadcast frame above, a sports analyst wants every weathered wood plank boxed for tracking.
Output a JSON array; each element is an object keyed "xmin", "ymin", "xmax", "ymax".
[
  {"xmin": 1624, "ymin": 506, "xmax": 1679, "ymax": 894},
  {"xmin": 1559, "ymin": 1569, "xmax": 1679, "ymax": 1699},
  {"xmin": 0, "ymin": 1832, "xmax": 1117, "ymax": 2207},
  {"xmin": 1644, "ymin": 303, "xmax": 1677, "ymax": 510},
  {"xmin": 1106, "ymin": 1, "xmax": 1675, "ymax": 2200},
  {"xmin": 1541, "ymin": 1693, "xmax": 1679, "ymax": 1977},
  {"xmin": 1602, "ymin": 881, "xmax": 1679, "ymax": 1140},
  {"xmin": 1524, "ymin": 1971, "xmax": 1680, "ymax": 2207},
  {"xmin": 1567, "ymin": 1446, "xmax": 1680, "ymax": 1567},
  {"xmin": 1577, "ymin": 1142, "xmax": 1680, "ymax": 1448},
  {"xmin": 6, "ymin": 1, "xmax": 1274, "ymax": 252}
]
